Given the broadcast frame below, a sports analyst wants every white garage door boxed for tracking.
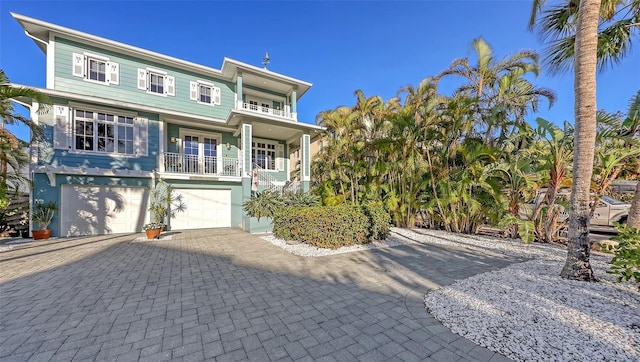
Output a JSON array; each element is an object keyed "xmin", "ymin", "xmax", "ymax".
[
  {"xmin": 170, "ymin": 189, "xmax": 231, "ymax": 230},
  {"xmin": 61, "ymin": 185, "xmax": 149, "ymax": 236}
]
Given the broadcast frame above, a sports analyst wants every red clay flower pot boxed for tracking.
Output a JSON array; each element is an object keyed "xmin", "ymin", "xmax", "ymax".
[{"xmin": 32, "ymin": 229, "xmax": 52, "ymax": 240}]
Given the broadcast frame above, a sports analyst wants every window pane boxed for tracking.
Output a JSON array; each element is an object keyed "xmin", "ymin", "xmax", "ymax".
[
  {"xmin": 149, "ymin": 73, "xmax": 164, "ymax": 93},
  {"xmin": 85, "ymin": 137, "xmax": 94, "ymax": 150},
  {"xmin": 126, "ymin": 140, "xmax": 133, "ymax": 154}
]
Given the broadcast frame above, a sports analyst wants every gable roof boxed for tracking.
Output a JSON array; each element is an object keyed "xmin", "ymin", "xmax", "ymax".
[{"xmin": 11, "ymin": 12, "xmax": 312, "ymax": 98}]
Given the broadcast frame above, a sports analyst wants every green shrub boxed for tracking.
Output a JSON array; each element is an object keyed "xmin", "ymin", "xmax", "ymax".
[
  {"xmin": 362, "ymin": 201, "xmax": 391, "ymax": 240},
  {"xmin": 273, "ymin": 205, "xmax": 369, "ymax": 249},
  {"xmin": 242, "ymin": 190, "xmax": 284, "ymax": 221},
  {"xmin": 604, "ymin": 224, "xmax": 640, "ymax": 285},
  {"xmin": 284, "ymin": 191, "xmax": 321, "ymax": 207}
]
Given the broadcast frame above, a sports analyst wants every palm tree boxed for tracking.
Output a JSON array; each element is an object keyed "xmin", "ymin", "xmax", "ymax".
[
  {"xmin": 567, "ymin": 0, "xmax": 601, "ymax": 281},
  {"xmin": 435, "ymin": 37, "xmax": 553, "ymax": 146},
  {"xmin": 529, "ymin": 0, "xmax": 640, "ymax": 74},
  {"xmin": 530, "ymin": 0, "xmax": 639, "ymax": 280},
  {"xmin": 530, "ymin": 118, "xmax": 574, "ymax": 243},
  {"xmin": 591, "ymin": 108, "xmax": 640, "ymax": 213},
  {"xmin": 623, "ymin": 91, "xmax": 640, "ymax": 228},
  {"xmin": 0, "ymin": 69, "xmax": 50, "ymax": 199}
]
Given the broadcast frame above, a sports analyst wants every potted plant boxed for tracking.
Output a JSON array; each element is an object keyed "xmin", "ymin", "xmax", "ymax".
[
  {"xmin": 143, "ymin": 180, "xmax": 186, "ymax": 239},
  {"xmin": 31, "ymin": 199, "xmax": 57, "ymax": 240}
]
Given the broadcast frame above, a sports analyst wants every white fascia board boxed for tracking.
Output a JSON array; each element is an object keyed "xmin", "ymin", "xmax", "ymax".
[
  {"xmin": 11, "ymin": 13, "xmax": 224, "ymax": 79},
  {"xmin": 34, "ymin": 165, "xmax": 154, "ymax": 178},
  {"xmin": 228, "ymin": 108, "xmax": 324, "ymax": 132},
  {"xmin": 12, "ymin": 13, "xmax": 312, "ymax": 89},
  {"xmin": 13, "ymin": 84, "xmax": 228, "ymax": 125},
  {"xmin": 222, "ymin": 58, "xmax": 312, "ymax": 88}
]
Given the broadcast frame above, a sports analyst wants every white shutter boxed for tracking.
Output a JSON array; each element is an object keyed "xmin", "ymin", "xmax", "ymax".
[
  {"xmin": 107, "ymin": 62, "xmax": 119, "ymax": 85},
  {"xmin": 72, "ymin": 53, "xmax": 85, "ymax": 77},
  {"xmin": 213, "ymin": 86, "xmax": 221, "ymax": 105},
  {"xmin": 53, "ymin": 105, "xmax": 72, "ymax": 150},
  {"xmin": 134, "ymin": 117, "xmax": 148, "ymax": 156},
  {"xmin": 276, "ymin": 144, "xmax": 284, "ymax": 171},
  {"xmin": 189, "ymin": 81, "xmax": 198, "ymax": 100},
  {"xmin": 165, "ymin": 75, "xmax": 175, "ymax": 96},
  {"xmin": 137, "ymin": 69, "xmax": 147, "ymax": 90}
]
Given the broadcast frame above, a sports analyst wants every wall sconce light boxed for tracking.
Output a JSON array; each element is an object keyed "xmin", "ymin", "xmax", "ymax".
[
  {"xmin": 226, "ymin": 142, "xmax": 232, "ymax": 150},
  {"xmin": 170, "ymin": 137, "xmax": 177, "ymax": 143}
]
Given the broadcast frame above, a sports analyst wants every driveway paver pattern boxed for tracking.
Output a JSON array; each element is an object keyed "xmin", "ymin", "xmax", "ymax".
[{"xmin": 0, "ymin": 229, "xmax": 519, "ymax": 361}]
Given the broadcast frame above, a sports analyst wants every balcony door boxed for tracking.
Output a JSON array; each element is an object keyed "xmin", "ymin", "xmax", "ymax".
[
  {"xmin": 179, "ymin": 130, "xmax": 221, "ymax": 174},
  {"xmin": 247, "ymin": 96, "xmax": 272, "ymax": 113}
]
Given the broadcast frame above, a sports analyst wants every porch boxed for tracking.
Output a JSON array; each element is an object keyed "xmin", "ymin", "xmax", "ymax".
[
  {"xmin": 162, "ymin": 152, "xmax": 241, "ymax": 177},
  {"xmin": 235, "ymin": 100, "xmax": 297, "ymax": 121}
]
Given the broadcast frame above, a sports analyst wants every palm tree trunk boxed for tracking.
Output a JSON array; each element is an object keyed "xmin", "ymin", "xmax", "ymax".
[
  {"xmin": 627, "ymin": 181, "xmax": 640, "ymax": 228},
  {"xmin": 561, "ymin": 0, "xmax": 600, "ymax": 282}
]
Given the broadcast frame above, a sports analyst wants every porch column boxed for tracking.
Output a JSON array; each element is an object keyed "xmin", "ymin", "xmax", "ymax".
[
  {"xmin": 236, "ymin": 72, "xmax": 243, "ymax": 108},
  {"xmin": 291, "ymin": 88, "xmax": 297, "ymax": 114},
  {"xmin": 301, "ymin": 133, "xmax": 310, "ymax": 191},
  {"xmin": 241, "ymin": 123, "xmax": 252, "ymax": 176}
]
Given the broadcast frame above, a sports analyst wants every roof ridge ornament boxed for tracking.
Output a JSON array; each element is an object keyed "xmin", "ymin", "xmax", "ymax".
[{"xmin": 262, "ymin": 51, "xmax": 270, "ymax": 69}]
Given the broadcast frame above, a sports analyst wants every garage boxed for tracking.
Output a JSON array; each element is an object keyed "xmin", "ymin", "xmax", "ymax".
[
  {"xmin": 61, "ymin": 185, "xmax": 149, "ymax": 236},
  {"xmin": 169, "ymin": 188, "xmax": 231, "ymax": 230}
]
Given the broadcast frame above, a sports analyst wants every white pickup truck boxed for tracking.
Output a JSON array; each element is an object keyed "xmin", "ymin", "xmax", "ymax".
[{"xmin": 519, "ymin": 190, "xmax": 630, "ymax": 227}]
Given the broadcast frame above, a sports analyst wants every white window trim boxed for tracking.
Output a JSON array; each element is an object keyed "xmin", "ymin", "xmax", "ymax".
[
  {"xmin": 83, "ymin": 52, "xmax": 111, "ymax": 86},
  {"xmin": 68, "ymin": 102, "xmax": 137, "ymax": 117},
  {"xmin": 252, "ymin": 137, "xmax": 280, "ymax": 172},
  {"xmin": 178, "ymin": 128, "xmax": 223, "ymax": 172},
  {"xmin": 69, "ymin": 107, "xmax": 141, "ymax": 158},
  {"xmin": 146, "ymin": 67, "xmax": 168, "ymax": 97},
  {"xmin": 196, "ymin": 80, "xmax": 216, "ymax": 106}
]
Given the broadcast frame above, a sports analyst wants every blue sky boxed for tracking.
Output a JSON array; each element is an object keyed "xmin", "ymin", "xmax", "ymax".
[{"xmin": 1, "ymin": 0, "xmax": 638, "ymax": 141}]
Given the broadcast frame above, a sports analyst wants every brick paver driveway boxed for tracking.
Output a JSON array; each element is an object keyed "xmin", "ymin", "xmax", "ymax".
[{"xmin": 0, "ymin": 229, "xmax": 518, "ymax": 361}]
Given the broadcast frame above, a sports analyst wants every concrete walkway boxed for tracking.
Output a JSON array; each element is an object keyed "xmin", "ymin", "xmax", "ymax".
[{"xmin": 0, "ymin": 229, "xmax": 518, "ymax": 361}]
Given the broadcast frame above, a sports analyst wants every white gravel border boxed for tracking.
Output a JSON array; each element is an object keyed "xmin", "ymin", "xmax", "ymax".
[
  {"xmin": 263, "ymin": 227, "xmax": 639, "ymax": 361},
  {"xmin": 404, "ymin": 228, "xmax": 639, "ymax": 362},
  {"xmin": 260, "ymin": 232, "xmax": 415, "ymax": 257}
]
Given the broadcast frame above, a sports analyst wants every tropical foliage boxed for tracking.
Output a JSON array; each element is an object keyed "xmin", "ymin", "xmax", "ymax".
[
  {"xmin": 309, "ymin": 37, "xmax": 637, "ymax": 246},
  {"xmin": 0, "ymin": 69, "xmax": 50, "ymax": 200},
  {"xmin": 605, "ymin": 224, "xmax": 640, "ymax": 285}
]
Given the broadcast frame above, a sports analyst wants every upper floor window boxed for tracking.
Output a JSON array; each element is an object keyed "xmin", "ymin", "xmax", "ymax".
[
  {"xmin": 72, "ymin": 53, "xmax": 119, "ymax": 85},
  {"xmin": 88, "ymin": 58, "xmax": 106, "ymax": 82},
  {"xmin": 189, "ymin": 81, "xmax": 221, "ymax": 105},
  {"xmin": 138, "ymin": 68, "xmax": 175, "ymax": 96},
  {"xmin": 149, "ymin": 72, "xmax": 164, "ymax": 94},
  {"xmin": 50, "ymin": 105, "xmax": 148, "ymax": 157}
]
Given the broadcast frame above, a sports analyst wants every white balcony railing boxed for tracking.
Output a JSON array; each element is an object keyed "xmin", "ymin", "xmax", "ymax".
[
  {"xmin": 163, "ymin": 152, "xmax": 240, "ymax": 176},
  {"xmin": 236, "ymin": 100, "xmax": 297, "ymax": 121}
]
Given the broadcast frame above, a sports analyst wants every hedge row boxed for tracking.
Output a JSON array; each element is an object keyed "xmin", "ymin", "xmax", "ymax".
[{"xmin": 273, "ymin": 203, "xmax": 390, "ymax": 249}]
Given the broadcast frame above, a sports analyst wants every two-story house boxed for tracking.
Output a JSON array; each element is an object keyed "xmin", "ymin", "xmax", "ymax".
[{"xmin": 12, "ymin": 13, "xmax": 322, "ymax": 236}]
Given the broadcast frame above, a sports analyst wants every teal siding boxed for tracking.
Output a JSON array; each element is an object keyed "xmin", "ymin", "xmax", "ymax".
[
  {"xmin": 165, "ymin": 123, "xmax": 238, "ymax": 159},
  {"xmin": 243, "ymin": 124, "xmax": 252, "ymax": 173},
  {"xmin": 36, "ymin": 97, "xmax": 159, "ymax": 171},
  {"xmin": 54, "ymin": 37, "xmax": 234, "ymax": 120},
  {"xmin": 303, "ymin": 134, "xmax": 310, "ymax": 178}
]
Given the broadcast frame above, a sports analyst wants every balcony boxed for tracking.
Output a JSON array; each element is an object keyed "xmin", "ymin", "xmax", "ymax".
[
  {"xmin": 163, "ymin": 152, "xmax": 240, "ymax": 177},
  {"xmin": 236, "ymin": 100, "xmax": 297, "ymax": 121}
]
